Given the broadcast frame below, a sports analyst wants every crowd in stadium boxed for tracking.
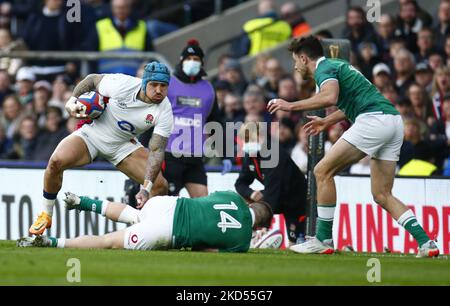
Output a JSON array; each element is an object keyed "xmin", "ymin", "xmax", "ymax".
[{"xmin": 0, "ymin": 0, "xmax": 449, "ymax": 177}]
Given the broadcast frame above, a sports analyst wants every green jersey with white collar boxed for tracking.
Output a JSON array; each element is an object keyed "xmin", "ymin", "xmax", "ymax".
[{"xmin": 314, "ymin": 56, "xmax": 399, "ymax": 122}]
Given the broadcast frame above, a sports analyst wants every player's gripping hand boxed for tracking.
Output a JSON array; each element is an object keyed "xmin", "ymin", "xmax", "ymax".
[
  {"xmin": 135, "ymin": 189, "xmax": 150, "ymax": 209},
  {"xmin": 267, "ymin": 98, "xmax": 292, "ymax": 114},
  {"xmin": 304, "ymin": 115, "xmax": 328, "ymax": 136},
  {"xmin": 65, "ymin": 96, "xmax": 89, "ymax": 119}
]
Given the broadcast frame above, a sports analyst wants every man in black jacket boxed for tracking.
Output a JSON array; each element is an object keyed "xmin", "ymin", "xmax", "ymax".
[{"xmin": 234, "ymin": 120, "xmax": 307, "ymax": 244}]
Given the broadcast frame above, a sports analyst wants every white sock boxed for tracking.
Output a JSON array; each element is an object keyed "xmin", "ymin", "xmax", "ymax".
[
  {"xmin": 118, "ymin": 206, "xmax": 140, "ymax": 224},
  {"xmin": 317, "ymin": 205, "xmax": 336, "ymax": 221},
  {"xmin": 396, "ymin": 209, "xmax": 416, "ymax": 227},
  {"xmin": 57, "ymin": 238, "xmax": 65, "ymax": 248},
  {"xmin": 43, "ymin": 198, "xmax": 55, "ymax": 217},
  {"xmin": 101, "ymin": 200, "xmax": 109, "ymax": 216}
]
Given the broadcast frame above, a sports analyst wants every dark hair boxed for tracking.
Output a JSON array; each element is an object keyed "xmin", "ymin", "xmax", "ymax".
[
  {"xmin": 288, "ymin": 35, "xmax": 324, "ymax": 59},
  {"xmin": 315, "ymin": 29, "xmax": 333, "ymax": 39},
  {"xmin": 347, "ymin": 6, "xmax": 367, "ymax": 22},
  {"xmin": 251, "ymin": 200, "xmax": 274, "ymax": 228}
]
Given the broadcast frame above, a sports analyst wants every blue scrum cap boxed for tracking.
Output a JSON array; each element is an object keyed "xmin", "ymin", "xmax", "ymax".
[{"xmin": 141, "ymin": 61, "xmax": 170, "ymax": 90}]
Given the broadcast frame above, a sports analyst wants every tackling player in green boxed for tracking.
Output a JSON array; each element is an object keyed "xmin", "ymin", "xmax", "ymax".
[
  {"xmin": 268, "ymin": 36, "xmax": 439, "ymax": 257},
  {"xmin": 17, "ymin": 191, "xmax": 273, "ymax": 253}
]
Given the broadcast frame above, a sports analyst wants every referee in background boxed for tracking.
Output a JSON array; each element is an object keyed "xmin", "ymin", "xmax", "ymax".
[{"xmin": 235, "ymin": 120, "xmax": 307, "ymax": 244}]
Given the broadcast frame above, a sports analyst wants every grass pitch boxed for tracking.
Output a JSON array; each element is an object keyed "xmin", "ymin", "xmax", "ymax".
[{"xmin": 0, "ymin": 240, "xmax": 449, "ymax": 285}]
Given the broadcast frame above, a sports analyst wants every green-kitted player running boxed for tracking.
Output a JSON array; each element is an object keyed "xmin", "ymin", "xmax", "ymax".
[
  {"xmin": 268, "ymin": 36, "xmax": 439, "ymax": 257},
  {"xmin": 17, "ymin": 191, "xmax": 273, "ymax": 252}
]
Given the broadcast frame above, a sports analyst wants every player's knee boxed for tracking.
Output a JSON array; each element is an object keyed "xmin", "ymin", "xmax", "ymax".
[
  {"xmin": 372, "ymin": 191, "xmax": 391, "ymax": 206},
  {"xmin": 47, "ymin": 155, "xmax": 65, "ymax": 174},
  {"xmin": 313, "ymin": 163, "xmax": 332, "ymax": 181}
]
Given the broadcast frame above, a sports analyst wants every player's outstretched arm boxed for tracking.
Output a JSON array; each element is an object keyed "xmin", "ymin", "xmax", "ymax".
[
  {"xmin": 268, "ymin": 80, "xmax": 339, "ymax": 113},
  {"xmin": 65, "ymin": 74, "xmax": 105, "ymax": 118},
  {"xmin": 136, "ymin": 133, "xmax": 169, "ymax": 208}
]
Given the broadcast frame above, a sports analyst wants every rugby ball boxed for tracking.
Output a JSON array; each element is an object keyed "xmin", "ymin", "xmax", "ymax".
[
  {"xmin": 77, "ymin": 91, "xmax": 108, "ymax": 119},
  {"xmin": 252, "ymin": 229, "xmax": 283, "ymax": 249}
]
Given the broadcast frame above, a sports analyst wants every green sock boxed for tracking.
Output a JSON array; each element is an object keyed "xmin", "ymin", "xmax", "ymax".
[
  {"xmin": 398, "ymin": 210, "xmax": 430, "ymax": 247},
  {"xmin": 404, "ymin": 218, "xmax": 430, "ymax": 247},
  {"xmin": 48, "ymin": 237, "xmax": 58, "ymax": 248},
  {"xmin": 79, "ymin": 196, "xmax": 103, "ymax": 214},
  {"xmin": 316, "ymin": 205, "xmax": 336, "ymax": 242}
]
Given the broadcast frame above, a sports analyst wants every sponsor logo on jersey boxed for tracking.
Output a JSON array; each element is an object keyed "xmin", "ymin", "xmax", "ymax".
[
  {"xmin": 145, "ymin": 114, "xmax": 154, "ymax": 125},
  {"xmin": 116, "ymin": 101, "xmax": 127, "ymax": 109},
  {"xmin": 131, "ymin": 234, "xmax": 138, "ymax": 244},
  {"xmin": 174, "ymin": 116, "xmax": 202, "ymax": 128},
  {"xmin": 176, "ymin": 96, "xmax": 202, "ymax": 107}
]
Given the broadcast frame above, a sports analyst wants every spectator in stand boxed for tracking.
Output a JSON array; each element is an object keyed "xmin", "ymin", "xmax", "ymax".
[
  {"xmin": 0, "ymin": 28, "xmax": 26, "ymax": 77},
  {"xmin": 48, "ymin": 74, "xmax": 71, "ymax": 115},
  {"xmin": 427, "ymin": 50, "xmax": 445, "ymax": 71},
  {"xmin": 223, "ymin": 59, "xmax": 248, "ymax": 96},
  {"xmin": 211, "ymin": 54, "xmax": 233, "ymax": 84},
  {"xmin": 213, "ymin": 80, "xmax": 232, "ymax": 113},
  {"xmin": 414, "ymin": 62, "xmax": 434, "ymax": 94},
  {"xmin": 0, "ymin": 94, "xmax": 23, "ymax": 140},
  {"xmin": 21, "ymin": 0, "xmax": 73, "ymax": 75},
  {"xmin": 399, "ymin": 0, "xmax": 433, "ymax": 27},
  {"xmin": 429, "ymin": 94, "xmax": 450, "ymax": 169},
  {"xmin": 4, "ymin": 115, "xmax": 39, "ymax": 160},
  {"xmin": 372, "ymin": 63, "xmax": 392, "ymax": 90},
  {"xmin": 243, "ymin": 89, "xmax": 271, "ymax": 123},
  {"xmin": 278, "ymin": 117, "xmax": 296, "ymax": 154},
  {"xmin": 358, "ymin": 41, "xmax": 380, "ymax": 81},
  {"xmin": 15, "ymin": 67, "xmax": 35, "ymax": 106},
  {"xmin": 278, "ymin": 75, "xmax": 299, "ymax": 103},
  {"xmin": 443, "ymin": 34, "xmax": 450, "ymax": 66},
  {"xmin": 395, "ymin": 0, "xmax": 425, "ymax": 53},
  {"xmin": 376, "ymin": 14, "xmax": 397, "ymax": 62},
  {"xmin": 259, "ymin": 58, "xmax": 284, "ymax": 100},
  {"xmin": 235, "ymin": 0, "xmax": 291, "ymax": 57},
  {"xmin": 0, "ymin": 69, "xmax": 13, "ymax": 106},
  {"xmin": 280, "ymin": 2, "xmax": 311, "ymax": 38},
  {"xmin": 415, "ymin": 27, "xmax": 436, "ymax": 63},
  {"xmin": 31, "ymin": 106, "xmax": 69, "ymax": 161},
  {"xmin": 406, "ymin": 82, "xmax": 435, "ymax": 128},
  {"xmin": 88, "ymin": 0, "xmax": 153, "ymax": 75},
  {"xmin": 251, "ymin": 54, "xmax": 271, "ymax": 84},
  {"xmin": 434, "ymin": 0, "xmax": 450, "ymax": 49},
  {"xmin": 388, "ymin": 37, "xmax": 407, "ymax": 69},
  {"xmin": 223, "ymin": 93, "xmax": 245, "ymax": 124},
  {"xmin": 431, "ymin": 66, "xmax": 450, "ymax": 121},
  {"xmin": 30, "ymin": 80, "xmax": 52, "ymax": 129},
  {"xmin": 395, "ymin": 97, "xmax": 414, "ymax": 119},
  {"xmin": 381, "ymin": 84, "xmax": 400, "ymax": 105},
  {"xmin": 341, "ymin": 6, "xmax": 379, "ymax": 56},
  {"xmin": 394, "ymin": 48, "xmax": 416, "ymax": 98}
]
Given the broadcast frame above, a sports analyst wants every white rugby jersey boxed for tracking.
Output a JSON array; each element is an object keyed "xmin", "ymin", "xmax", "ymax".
[{"xmin": 91, "ymin": 73, "xmax": 173, "ymax": 143}]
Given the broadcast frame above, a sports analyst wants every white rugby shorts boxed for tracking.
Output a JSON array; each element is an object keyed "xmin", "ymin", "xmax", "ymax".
[
  {"xmin": 73, "ymin": 124, "xmax": 144, "ymax": 165},
  {"xmin": 123, "ymin": 196, "xmax": 178, "ymax": 250},
  {"xmin": 342, "ymin": 112, "xmax": 404, "ymax": 161}
]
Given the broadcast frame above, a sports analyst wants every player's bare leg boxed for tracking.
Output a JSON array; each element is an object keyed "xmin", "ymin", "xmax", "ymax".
[
  {"xmin": 116, "ymin": 147, "xmax": 168, "ymax": 196},
  {"xmin": 185, "ymin": 183, "xmax": 208, "ymax": 198},
  {"xmin": 291, "ymin": 138, "xmax": 365, "ymax": 254},
  {"xmin": 30, "ymin": 134, "xmax": 92, "ymax": 235},
  {"xmin": 370, "ymin": 159, "xmax": 439, "ymax": 257}
]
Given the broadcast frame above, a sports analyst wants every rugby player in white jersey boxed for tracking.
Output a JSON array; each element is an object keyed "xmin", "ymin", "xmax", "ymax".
[{"xmin": 29, "ymin": 62, "xmax": 174, "ymax": 236}]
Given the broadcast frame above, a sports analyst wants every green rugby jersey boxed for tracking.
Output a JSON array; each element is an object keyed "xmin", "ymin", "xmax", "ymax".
[
  {"xmin": 172, "ymin": 191, "xmax": 253, "ymax": 252},
  {"xmin": 314, "ymin": 57, "xmax": 399, "ymax": 122}
]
